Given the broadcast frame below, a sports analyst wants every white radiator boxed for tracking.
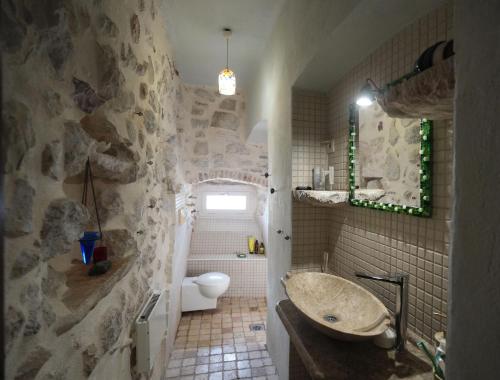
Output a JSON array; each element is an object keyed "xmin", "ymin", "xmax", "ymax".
[{"xmin": 136, "ymin": 291, "xmax": 167, "ymax": 373}]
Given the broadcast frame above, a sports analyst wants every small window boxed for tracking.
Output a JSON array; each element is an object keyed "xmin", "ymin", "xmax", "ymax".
[{"xmin": 205, "ymin": 194, "xmax": 247, "ymax": 211}]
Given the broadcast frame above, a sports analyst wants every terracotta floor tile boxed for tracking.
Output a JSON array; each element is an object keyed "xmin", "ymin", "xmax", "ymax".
[
  {"xmin": 223, "ymin": 353, "xmax": 236, "ymax": 362},
  {"xmin": 250, "ymin": 358, "xmax": 264, "ymax": 368},
  {"xmin": 209, "ymin": 354, "xmax": 223, "ymax": 364},
  {"xmin": 223, "ymin": 361, "xmax": 236, "ymax": 371},
  {"xmin": 208, "ymin": 363, "xmax": 223, "ymax": 373},
  {"xmin": 222, "ymin": 345, "xmax": 235, "ymax": 353},
  {"xmin": 181, "ymin": 365, "xmax": 195, "ymax": 375},
  {"xmin": 197, "ymin": 347, "xmax": 210, "ymax": 357},
  {"xmin": 210, "ymin": 346, "xmax": 223, "ymax": 355},
  {"xmin": 236, "ymin": 352, "xmax": 249, "ymax": 360},
  {"xmin": 249, "ymin": 350, "xmax": 261, "ymax": 359},
  {"xmin": 236, "ymin": 360, "xmax": 250, "ymax": 369},
  {"xmin": 208, "ymin": 372, "xmax": 223, "ymax": 380},
  {"xmin": 222, "ymin": 369, "xmax": 238, "ymax": 380},
  {"xmin": 196, "ymin": 356, "xmax": 210, "ymax": 365},
  {"xmin": 182, "ymin": 357, "xmax": 196, "ymax": 367},
  {"xmin": 166, "ymin": 367, "xmax": 180, "ymax": 378},
  {"xmin": 251, "ymin": 366, "xmax": 267, "ymax": 377},
  {"xmin": 195, "ymin": 364, "xmax": 209, "ymax": 374},
  {"xmin": 237, "ymin": 368, "xmax": 252, "ymax": 378},
  {"xmin": 167, "ymin": 297, "xmax": 275, "ymax": 379}
]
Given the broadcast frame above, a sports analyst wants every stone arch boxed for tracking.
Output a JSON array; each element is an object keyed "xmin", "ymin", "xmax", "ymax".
[{"xmin": 192, "ymin": 170, "xmax": 268, "ymax": 188}]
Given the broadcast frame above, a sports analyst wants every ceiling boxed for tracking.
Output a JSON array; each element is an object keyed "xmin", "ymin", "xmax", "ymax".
[
  {"xmin": 163, "ymin": 0, "xmax": 286, "ymax": 90},
  {"xmin": 163, "ymin": 0, "xmax": 445, "ymax": 93},
  {"xmin": 295, "ymin": 0, "xmax": 445, "ymax": 92}
]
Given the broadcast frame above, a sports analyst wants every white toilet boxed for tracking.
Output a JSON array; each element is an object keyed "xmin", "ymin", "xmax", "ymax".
[{"xmin": 181, "ymin": 272, "xmax": 230, "ymax": 312}]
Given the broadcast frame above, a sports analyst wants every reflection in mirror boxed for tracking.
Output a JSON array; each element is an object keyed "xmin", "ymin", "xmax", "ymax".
[{"xmin": 349, "ymin": 102, "xmax": 432, "ymax": 217}]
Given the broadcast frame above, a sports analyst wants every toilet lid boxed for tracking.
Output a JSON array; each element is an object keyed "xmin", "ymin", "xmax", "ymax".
[{"xmin": 195, "ymin": 272, "xmax": 229, "ymax": 287}]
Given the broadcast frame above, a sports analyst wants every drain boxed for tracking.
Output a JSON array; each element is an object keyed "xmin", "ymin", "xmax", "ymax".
[
  {"xmin": 249, "ymin": 323, "xmax": 266, "ymax": 332},
  {"xmin": 323, "ymin": 314, "xmax": 338, "ymax": 323}
]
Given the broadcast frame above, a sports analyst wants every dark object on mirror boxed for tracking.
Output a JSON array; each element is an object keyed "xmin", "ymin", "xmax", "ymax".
[
  {"xmin": 295, "ymin": 186, "xmax": 312, "ymax": 190},
  {"xmin": 414, "ymin": 40, "xmax": 454, "ymax": 73},
  {"xmin": 270, "ymin": 188, "xmax": 275, "ymax": 194},
  {"xmin": 88, "ymin": 260, "xmax": 112, "ymax": 276},
  {"xmin": 263, "ymin": 172, "xmax": 270, "ymax": 178}
]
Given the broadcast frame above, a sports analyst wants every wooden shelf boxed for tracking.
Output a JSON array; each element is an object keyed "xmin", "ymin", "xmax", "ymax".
[
  {"xmin": 62, "ymin": 256, "xmax": 134, "ymax": 310},
  {"xmin": 54, "ymin": 256, "xmax": 136, "ymax": 336}
]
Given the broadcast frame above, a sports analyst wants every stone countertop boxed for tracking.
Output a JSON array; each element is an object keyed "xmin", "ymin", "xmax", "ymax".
[
  {"xmin": 277, "ymin": 300, "xmax": 434, "ymax": 380},
  {"xmin": 293, "ymin": 190, "xmax": 349, "ymax": 207},
  {"xmin": 292, "ymin": 189, "xmax": 385, "ymax": 207}
]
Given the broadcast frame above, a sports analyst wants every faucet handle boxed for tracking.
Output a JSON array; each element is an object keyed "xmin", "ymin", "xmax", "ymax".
[
  {"xmin": 355, "ymin": 271, "xmax": 408, "ymax": 285},
  {"xmin": 392, "ymin": 273, "xmax": 409, "ymax": 284}
]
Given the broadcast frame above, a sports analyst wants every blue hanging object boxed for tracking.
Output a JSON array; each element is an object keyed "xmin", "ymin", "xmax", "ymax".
[
  {"xmin": 80, "ymin": 231, "xmax": 101, "ymax": 265},
  {"xmin": 79, "ymin": 158, "xmax": 103, "ymax": 265}
]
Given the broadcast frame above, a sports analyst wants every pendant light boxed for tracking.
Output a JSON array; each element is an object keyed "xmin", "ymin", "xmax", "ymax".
[{"xmin": 218, "ymin": 28, "xmax": 236, "ymax": 96}]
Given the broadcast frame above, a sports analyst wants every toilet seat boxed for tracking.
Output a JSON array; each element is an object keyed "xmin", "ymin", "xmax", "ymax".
[
  {"xmin": 194, "ymin": 272, "xmax": 229, "ymax": 285},
  {"xmin": 194, "ymin": 272, "xmax": 230, "ymax": 298}
]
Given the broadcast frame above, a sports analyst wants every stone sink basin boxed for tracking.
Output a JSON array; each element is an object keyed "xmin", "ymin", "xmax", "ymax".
[{"xmin": 282, "ymin": 272, "xmax": 390, "ymax": 341}]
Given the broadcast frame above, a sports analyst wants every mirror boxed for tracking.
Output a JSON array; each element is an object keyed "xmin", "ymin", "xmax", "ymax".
[{"xmin": 348, "ymin": 102, "xmax": 432, "ymax": 217}]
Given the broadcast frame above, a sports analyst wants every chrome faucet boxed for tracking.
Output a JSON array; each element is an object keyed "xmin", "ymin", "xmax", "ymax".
[
  {"xmin": 355, "ymin": 271, "xmax": 409, "ymax": 352},
  {"xmin": 321, "ymin": 252, "xmax": 329, "ymax": 273}
]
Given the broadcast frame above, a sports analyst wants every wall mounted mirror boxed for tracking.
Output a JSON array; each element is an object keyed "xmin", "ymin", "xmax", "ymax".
[{"xmin": 348, "ymin": 102, "xmax": 432, "ymax": 217}]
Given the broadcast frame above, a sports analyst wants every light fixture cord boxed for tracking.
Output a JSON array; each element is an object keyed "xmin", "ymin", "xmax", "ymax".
[
  {"xmin": 367, "ymin": 78, "xmax": 381, "ymax": 92},
  {"xmin": 226, "ymin": 37, "xmax": 229, "ymax": 69}
]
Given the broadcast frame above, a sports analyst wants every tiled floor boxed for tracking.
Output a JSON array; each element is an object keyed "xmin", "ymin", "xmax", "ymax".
[{"xmin": 166, "ymin": 297, "xmax": 278, "ymax": 380}]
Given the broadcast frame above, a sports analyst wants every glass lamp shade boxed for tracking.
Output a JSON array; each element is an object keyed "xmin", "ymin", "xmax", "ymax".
[
  {"xmin": 356, "ymin": 95, "xmax": 374, "ymax": 107},
  {"xmin": 356, "ymin": 81, "xmax": 376, "ymax": 107},
  {"xmin": 79, "ymin": 231, "xmax": 100, "ymax": 265},
  {"xmin": 218, "ymin": 68, "xmax": 236, "ymax": 95}
]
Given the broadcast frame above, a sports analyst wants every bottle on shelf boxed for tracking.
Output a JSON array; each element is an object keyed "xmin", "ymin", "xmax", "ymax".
[
  {"xmin": 254, "ymin": 240, "xmax": 259, "ymax": 254},
  {"xmin": 247, "ymin": 236, "xmax": 255, "ymax": 254},
  {"xmin": 259, "ymin": 242, "xmax": 265, "ymax": 255}
]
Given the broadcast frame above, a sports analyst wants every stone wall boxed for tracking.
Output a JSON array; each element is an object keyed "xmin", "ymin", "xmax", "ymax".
[
  {"xmin": 177, "ymin": 85, "xmax": 268, "ymax": 186},
  {"xmin": 2, "ymin": 0, "xmax": 188, "ymax": 379}
]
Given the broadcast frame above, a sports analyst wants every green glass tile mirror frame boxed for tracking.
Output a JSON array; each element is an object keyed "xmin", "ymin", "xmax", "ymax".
[{"xmin": 348, "ymin": 103, "xmax": 432, "ymax": 218}]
